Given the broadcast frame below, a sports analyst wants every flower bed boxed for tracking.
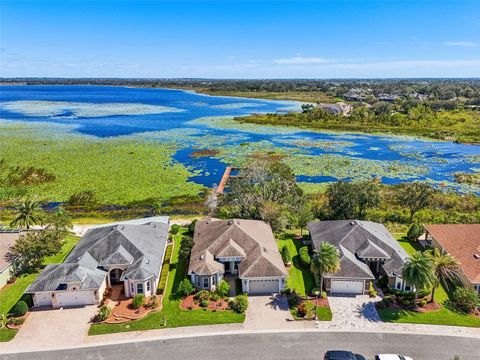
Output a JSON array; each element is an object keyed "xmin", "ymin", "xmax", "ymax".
[
  {"xmin": 5, "ymin": 313, "xmax": 28, "ymax": 330},
  {"xmin": 180, "ymin": 295, "xmax": 230, "ymax": 311},
  {"xmin": 102, "ymin": 296, "xmax": 162, "ymax": 324}
]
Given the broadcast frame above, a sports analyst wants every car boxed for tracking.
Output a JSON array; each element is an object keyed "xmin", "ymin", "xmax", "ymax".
[
  {"xmin": 375, "ymin": 355, "xmax": 413, "ymax": 360},
  {"xmin": 324, "ymin": 350, "xmax": 366, "ymax": 360}
]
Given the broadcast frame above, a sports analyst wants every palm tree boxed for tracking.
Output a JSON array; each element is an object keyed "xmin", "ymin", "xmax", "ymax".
[
  {"xmin": 10, "ymin": 199, "xmax": 43, "ymax": 229},
  {"xmin": 402, "ymin": 251, "xmax": 436, "ymax": 307},
  {"xmin": 310, "ymin": 242, "xmax": 341, "ymax": 290},
  {"xmin": 426, "ymin": 248, "xmax": 460, "ymax": 303}
]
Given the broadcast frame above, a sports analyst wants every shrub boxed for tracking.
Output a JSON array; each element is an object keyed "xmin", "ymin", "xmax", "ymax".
[
  {"xmin": 177, "ymin": 279, "xmax": 195, "ymax": 298},
  {"xmin": 210, "ymin": 292, "xmax": 221, "ymax": 302},
  {"xmin": 7, "ymin": 318, "xmax": 24, "ymax": 326},
  {"xmin": 281, "ymin": 246, "xmax": 292, "ymax": 265},
  {"xmin": 450, "ymin": 287, "xmax": 480, "ymax": 314},
  {"xmin": 12, "ymin": 301, "xmax": 28, "ymax": 317},
  {"xmin": 149, "ymin": 295, "xmax": 159, "ymax": 309},
  {"xmin": 67, "ymin": 190, "xmax": 96, "ymax": 206},
  {"xmin": 216, "ymin": 279, "xmax": 230, "ymax": 297},
  {"xmin": 297, "ymin": 303, "xmax": 308, "ymax": 317},
  {"xmin": 281, "ymin": 287, "xmax": 292, "ymax": 295},
  {"xmin": 200, "ymin": 299, "xmax": 210, "ymax": 308},
  {"xmin": 132, "ymin": 294, "xmax": 145, "ymax": 309},
  {"xmin": 417, "ymin": 289, "xmax": 431, "ymax": 298},
  {"xmin": 418, "ymin": 300, "xmax": 427, "ymax": 307},
  {"xmin": 194, "ymin": 290, "xmax": 211, "ymax": 302},
  {"xmin": 321, "ymin": 291, "xmax": 327, "ymax": 299},
  {"xmin": 376, "ymin": 301, "xmax": 386, "ymax": 309},
  {"xmin": 178, "ymin": 236, "xmax": 194, "ymax": 261},
  {"xmin": 377, "ymin": 275, "xmax": 388, "ymax": 290},
  {"xmin": 401, "ymin": 299, "xmax": 411, "ymax": 306},
  {"xmin": 171, "ymin": 224, "xmax": 180, "ymax": 235},
  {"xmin": 382, "ymin": 295, "xmax": 393, "ymax": 306},
  {"xmin": 95, "ymin": 305, "xmax": 110, "ymax": 322},
  {"xmin": 368, "ymin": 282, "xmax": 377, "ymax": 298},
  {"xmin": 230, "ymin": 294, "xmax": 248, "ymax": 313},
  {"xmin": 407, "ymin": 223, "xmax": 424, "ymax": 241},
  {"xmin": 299, "ymin": 246, "xmax": 311, "ymax": 268},
  {"xmin": 287, "ymin": 293, "xmax": 300, "ymax": 307}
]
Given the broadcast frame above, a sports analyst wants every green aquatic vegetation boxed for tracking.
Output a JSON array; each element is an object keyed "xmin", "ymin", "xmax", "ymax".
[
  {"xmin": 297, "ymin": 182, "xmax": 331, "ymax": 194},
  {"xmin": 422, "ymin": 179, "xmax": 480, "ymax": 194},
  {"xmin": 0, "ymin": 123, "xmax": 204, "ymax": 205},
  {"xmin": 275, "ymin": 138, "xmax": 356, "ymax": 152},
  {"xmin": 283, "ymin": 154, "xmax": 430, "ymax": 180}
]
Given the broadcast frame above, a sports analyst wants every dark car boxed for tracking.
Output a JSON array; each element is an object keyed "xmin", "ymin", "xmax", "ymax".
[{"xmin": 324, "ymin": 350, "xmax": 366, "ymax": 360}]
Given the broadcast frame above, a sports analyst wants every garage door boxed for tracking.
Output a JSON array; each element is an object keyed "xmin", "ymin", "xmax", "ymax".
[
  {"xmin": 34, "ymin": 293, "xmax": 53, "ymax": 307},
  {"xmin": 331, "ymin": 280, "xmax": 364, "ymax": 294},
  {"xmin": 56, "ymin": 291, "xmax": 94, "ymax": 307},
  {"xmin": 248, "ymin": 279, "xmax": 279, "ymax": 294}
]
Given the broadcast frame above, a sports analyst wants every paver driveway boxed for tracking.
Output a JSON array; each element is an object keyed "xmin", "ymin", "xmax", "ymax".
[
  {"xmin": 244, "ymin": 294, "xmax": 295, "ymax": 329},
  {"xmin": 7, "ymin": 305, "xmax": 97, "ymax": 351}
]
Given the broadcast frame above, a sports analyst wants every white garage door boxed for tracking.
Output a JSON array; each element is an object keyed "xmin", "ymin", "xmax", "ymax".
[
  {"xmin": 248, "ymin": 279, "xmax": 279, "ymax": 294},
  {"xmin": 34, "ymin": 293, "xmax": 53, "ymax": 307},
  {"xmin": 56, "ymin": 291, "xmax": 94, "ymax": 307},
  {"xmin": 331, "ymin": 280, "xmax": 364, "ymax": 294}
]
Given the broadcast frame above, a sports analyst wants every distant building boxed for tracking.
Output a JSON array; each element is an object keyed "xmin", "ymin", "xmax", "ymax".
[
  {"xmin": 377, "ymin": 94, "xmax": 400, "ymax": 102},
  {"xmin": 318, "ymin": 102, "xmax": 353, "ymax": 116}
]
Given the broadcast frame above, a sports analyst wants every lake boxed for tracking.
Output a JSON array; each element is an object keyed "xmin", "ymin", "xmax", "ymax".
[{"xmin": 1, "ymin": 85, "xmax": 479, "ymax": 194}]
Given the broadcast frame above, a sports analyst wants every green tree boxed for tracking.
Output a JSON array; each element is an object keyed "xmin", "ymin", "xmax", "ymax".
[
  {"xmin": 326, "ymin": 181, "xmax": 380, "ymax": 220},
  {"xmin": 216, "ymin": 279, "xmax": 230, "ymax": 297},
  {"xmin": 294, "ymin": 202, "xmax": 314, "ymax": 236},
  {"xmin": 10, "ymin": 199, "xmax": 43, "ymax": 229},
  {"xmin": 397, "ymin": 182, "xmax": 435, "ymax": 223},
  {"xmin": 450, "ymin": 287, "xmax": 480, "ymax": 314},
  {"xmin": 426, "ymin": 248, "xmax": 460, "ymax": 303},
  {"xmin": 176, "ymin": 278, "xmax": 195, "ymax": 298},
  {"xmin": 281, "ymin": 245, "xmax": 292, "ymax": 265},
  {"xmin": 407, "ymin": 223, "xmax": 423, "ymax": 242},
  {"xmin": 310, "ymin": 242, "xmax": 340, "ymax": 290},
  {"xmin": 402, "ymin": 251, "xmax": 436, "ymax": 307},
  {"xmin": 6, "ymin": 229, "xmax": 63, "ymax": 275},
  {"xmin": 44, "ymin": 208, "xmax": 72, "ymax": 237}
]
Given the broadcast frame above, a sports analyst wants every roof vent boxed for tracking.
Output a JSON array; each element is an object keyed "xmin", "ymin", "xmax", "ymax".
[
  {"xmin": 146, "ymin": 259, "xmax": 150, "ymax": 264},
  {"xmin": 263, "ymin": 247, "xmax": 267, "ymax": 252},
  {"xmin": 200, "ymin": 254, "xmax": 204, "ymax": 260},
  {"xmin": 228, "ymin": 220, "xmax": 233, "ymax": 225},
  {"xmin": 349, "ymin": 221, "xmax": 355, "ymax": 226},
  {"xmin": 120, "ymin": 226, "xmax": 125, "ymax": 230},
  {"xmin": 474, "ymin": 254, "xmax": 480, "ymax": 260}
]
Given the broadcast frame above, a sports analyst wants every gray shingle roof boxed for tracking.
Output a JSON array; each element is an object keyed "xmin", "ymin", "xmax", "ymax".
[
  {"xmin": 26, "ymin": 220, "xmax": 169, "ymax": 293},
  {"xmin": 189, "ymin": 218, "xmax": 287, "ymax": 278},
  {"xmin": 308, "ymin": 220, "xmax": 408, "ymax": 279}
]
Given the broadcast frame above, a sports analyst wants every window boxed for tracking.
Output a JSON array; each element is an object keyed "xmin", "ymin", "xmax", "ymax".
[
  {"xmin": 396, "ymin": 281, "xmax": 402, "ymax": 290},
  {"xmin": 405, "ymin": 285, "xmax": 411, "ymax": 292},
  {"xmin": 212, "ymin": 276, "xmax": 217, "ymax": 285},
  {"xmin": 146, "ymin": 281, "xmax": 151, "ymax": 292},
  {"xmin": 137, "ymin": 283, "xmax": 144, "ymax": 294},
  {"xmin": 131, "ymin": 283, "xmax": 134, "ymax": 294},
  {"xmin": 197, "ymin": 277, "xmax": 200, "ymax": 287},
  {"xmin": 203, "ymin": 277, "xmax": 209, "ymax": 288}
]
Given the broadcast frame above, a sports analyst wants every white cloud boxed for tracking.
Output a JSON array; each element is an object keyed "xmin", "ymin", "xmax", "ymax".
[
  {"xmin": 443, "ymin": 41, "xmax": 477, "ymax": 48},
  {"xmin": 273, "ymin": 56, "xmax": 331, "ymax": 65}
]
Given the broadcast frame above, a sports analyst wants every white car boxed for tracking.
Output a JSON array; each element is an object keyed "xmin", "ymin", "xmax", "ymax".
[{"xmin": 375, "ymin": 355, "xmax": 413, "ymax": 360}]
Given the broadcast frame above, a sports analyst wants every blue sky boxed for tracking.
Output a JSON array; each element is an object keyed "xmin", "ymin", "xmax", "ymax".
[{"xmin": 1, "ymin": 1, "xmax": 479, "ymax": 78}]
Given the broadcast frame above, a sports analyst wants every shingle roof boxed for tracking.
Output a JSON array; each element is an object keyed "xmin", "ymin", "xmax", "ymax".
[
  {"xmin": 189, "ymin": 218, "xmax": 287, "ymax": 278},
  {"xmin": 0, "ymin": 231, "xmax": 23, "ymax": 271},
  {"xmin": 425, "ymin": 224, "xmax": 480, "ymax": 284},
  {"xmin": 308, "ymin": 220, "xmax": 408, "ymax": 279},
  {"xmin": 26, "ymin": 220, "xmax": 169, "ymax": 293}
]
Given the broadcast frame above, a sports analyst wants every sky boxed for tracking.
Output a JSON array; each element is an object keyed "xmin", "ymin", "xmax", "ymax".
[{"xmin": 1, "ymin": 1, "xmax": 480, "ymax": 79}]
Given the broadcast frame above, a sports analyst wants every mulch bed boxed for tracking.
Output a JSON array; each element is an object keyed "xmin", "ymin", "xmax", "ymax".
[
  {"xmin": 415, "ymin": 302, "xmax": 442, "ymax": 312},
  {"xmin": 5, "ymin": 313, "xmax": 29, "ymax": 330},
  {"xmin": 308, "ymin": 296, "xmax": 330, "ymax": 308},
  {"xmin": 180, "ymin": 295, "xmax": 230, "ymax": 311},
  {"xmin": 104, "ymin": 297, "xmax": 161, "ymax": 324}
]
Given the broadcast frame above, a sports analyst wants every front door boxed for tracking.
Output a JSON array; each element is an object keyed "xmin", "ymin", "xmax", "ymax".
[{"xmin": 109, "ymin": 268, "xmax": 123, "ymax": 285}]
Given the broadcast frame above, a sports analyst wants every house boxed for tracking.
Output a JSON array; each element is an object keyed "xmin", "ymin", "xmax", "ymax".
[
  {"xmin": 318, "ymin": 102, "xmax": 353, "ymax": 116},
  {"xmin": 25, "ymin": 217, "xmax": 169, "ymax": 308},
  {"xmin": 307, "ymin": 220, "xmax": 410, "ymax": 295},
  {"xmin": 0, "ymin": 230, "xmax": 23, "ymax": 288},
  {"xmin": 188, "ymin": 218, "xmax": 288, "ymax": 295},
  {"xmin": 422, "ymin": 224, "xmax": 480, "ymax": 294}
]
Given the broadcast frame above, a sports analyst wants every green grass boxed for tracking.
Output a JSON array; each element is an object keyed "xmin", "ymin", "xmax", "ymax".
[
  {"xmin": 0, "ymin": 121, "xmax": 204, "ymax": 205},
  {"xmin": 0, "ymin": 234, "xmax": 80, "ymax": 341},
  {"xmin": 393, "ymin": 234, "xmax": 421, "ymax": 255},
  {"xmin": 277, "ymin": 231, "xmax": 315, "ymax": 296},
  {"xmin": 316, "ymin": 306, "xmax": 333, "ymax": 321},
  {"xmin": 89, "ymin": 228, "xmax": 245, "ymax": 335},
  {"xmin": 157, "ymin": 243, "xmax": 173, "ymax": 294},
  {"xmin": 378, "ymin": 280, "xmax": 480, "ymax": 327}
]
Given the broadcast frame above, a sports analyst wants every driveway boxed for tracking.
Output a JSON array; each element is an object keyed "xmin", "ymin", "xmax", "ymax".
[
  {"xmin": 5, "ymin": 305, "xmax": 97, "ymax": 351},
  {"xmin": 317, "ymin": 294, "xmax": 381, "ymax": 329},
  {"xmin": 244, "ymin": 294, "xmax": 296, "ymax": 329}
]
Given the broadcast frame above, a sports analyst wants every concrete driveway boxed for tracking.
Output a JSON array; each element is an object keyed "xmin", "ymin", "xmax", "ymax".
[
  {"xmin": 6, "ymin": 305, "xmax": 97, "ymax": 351},
  {"xmin": 244, "ymin": 294, "xmax": 295, "ymax": 329}
]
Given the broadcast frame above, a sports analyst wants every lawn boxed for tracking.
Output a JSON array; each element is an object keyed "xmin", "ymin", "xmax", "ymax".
[
  {"xmin": 377, "ymin": 282, "xmax": 480, "ymax": 327},
  {"xmin": 393, "ymin": 234, "xmax": 421, "ymax": 256},
  {"xmin": 277, "ymin": 231, "xmax": 315, "ymax": 296},
  {"xmin": 89, "ymin": 228, "xmax": 245, "ymax": 335},
  {"xmin": 0, "ymin": 234, "xmax": 80, "ymax": 341}
]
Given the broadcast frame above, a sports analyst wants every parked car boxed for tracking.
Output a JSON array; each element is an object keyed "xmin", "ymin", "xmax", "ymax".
[
  {"xmin": 375, "ymin": 355, "xmax": 413, "ymax": 360},
  {"xmin": 324, "ymin": 350, "xmax": 366, "ymax": 360}
]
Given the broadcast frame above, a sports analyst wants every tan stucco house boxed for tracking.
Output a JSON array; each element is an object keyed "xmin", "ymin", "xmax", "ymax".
[
  {"xmin": 25, "ymin": 217, "xmax": 169, "ymax": 308},
  {"xmin": 188, "ymin": 218, "xmax": 287, "ymax": 295},
  {"xmin": 423, "ymin": 224, "xmax": 480, "ymax": 294}
]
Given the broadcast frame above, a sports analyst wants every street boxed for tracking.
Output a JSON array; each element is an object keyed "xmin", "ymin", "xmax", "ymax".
[{"xmin": 2, "ymin": 331, "xmax": 479, "ymax": 360}]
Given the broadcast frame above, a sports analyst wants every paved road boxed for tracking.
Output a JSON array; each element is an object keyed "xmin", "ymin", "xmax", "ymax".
[{"xmin": 2, "ymin": 331, "xmax": 479, "ymax": 360}]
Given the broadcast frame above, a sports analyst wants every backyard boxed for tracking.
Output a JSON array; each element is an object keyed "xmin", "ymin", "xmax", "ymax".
[
  {"xmin": 0, "ymin": 234, "xmax": 80, "ymax": 342},
  {"xmin": 89, "ymin": 228, "xmax": 245, "ymax": 335}
]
